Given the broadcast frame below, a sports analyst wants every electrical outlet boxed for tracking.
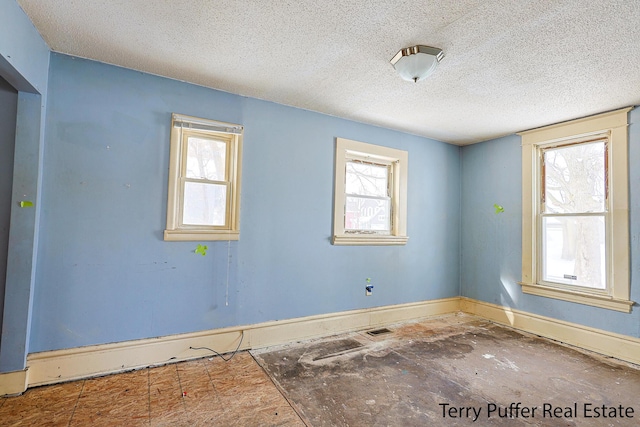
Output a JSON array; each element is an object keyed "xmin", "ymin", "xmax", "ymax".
[{"xmin": 365, "ymin": 285, "xmax": 374, "ymax": 296}]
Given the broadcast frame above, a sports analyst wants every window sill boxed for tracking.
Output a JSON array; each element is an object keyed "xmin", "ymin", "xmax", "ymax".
[
  {"xmin": 332, "ymin": 234, "xmax": 408, "ymax": 246},
  {"xmin": 519, "ymin": 282, "xmax": 634, "ymax": 313},
  {"xmin": 164, "ymin": 229, "xmax": 239, "ymax": 241}
]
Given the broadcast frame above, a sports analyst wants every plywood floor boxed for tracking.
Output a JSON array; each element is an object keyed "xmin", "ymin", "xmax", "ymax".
[
  {"xmin": 2, "ymin": 314, "xmax": 640, "ymax": 426},
  {"xmin": 0, "ymin": 352, "xmax": 303, "ymax": 426}
]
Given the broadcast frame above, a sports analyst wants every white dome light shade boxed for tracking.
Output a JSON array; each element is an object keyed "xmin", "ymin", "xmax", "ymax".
[{"xmin": 390, "ymin": 45, "xmax": 444, "ymax": 82}]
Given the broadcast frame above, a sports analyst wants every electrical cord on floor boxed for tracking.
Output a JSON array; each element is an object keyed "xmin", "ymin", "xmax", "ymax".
[{"xmin": 189, "ymin": 330, "xmax": 244, "ymax": 362}]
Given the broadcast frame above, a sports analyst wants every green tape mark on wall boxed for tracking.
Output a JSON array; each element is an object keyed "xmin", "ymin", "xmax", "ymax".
[
  {"xmin": 20, "ymin": 201, "xmax": 34, "ymax": 208},
  {"xmin": 494, "ymin": 203, "xmax": 504, "ymax": 214},
  {"xmin": 195, "ymin": 244, "xmax": 208, "ymax": 256}
]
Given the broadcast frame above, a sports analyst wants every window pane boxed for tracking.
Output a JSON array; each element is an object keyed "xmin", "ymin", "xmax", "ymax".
[
  {"xmin": 183, "ymin": 182, "xmax": 227, "ymax": 226},
  {"xmin": 345, "ymin": 162, "xmax": 388, "ymax": 197},
  {"xmin": 345, "ymin": 196, "xmax": 390, "ymax": 231},
  {"xmin": 543, "ymin": 142, "xmax": 605, "ymax": 213},
  {"xmin": 186, "ymin": 136, "xmax": 226, "ymax": 181},
  {"xmin": 542, "ymin": 216, "xmax": 605, "ymax": 289}
]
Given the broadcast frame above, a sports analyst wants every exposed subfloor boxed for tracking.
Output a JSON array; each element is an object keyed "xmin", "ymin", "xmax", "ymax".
[
  {"xmin": 254, "ymin": 313, "xmax": 640, "ymax": 426},
  {"xmin": 1, "ymin": 313, "xmax": 639, "ymax": 426}
]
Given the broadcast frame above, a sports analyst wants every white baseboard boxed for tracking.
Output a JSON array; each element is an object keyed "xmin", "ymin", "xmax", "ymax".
[
  {"xmin": 20, "ymin": 296, "xmax": 640, "ymax": 392},
  {"xmin": 460, "ymin": 297, "xmax": 640, "ymax": 365},
  {"xmin": 0, "ymin": 369, "xmax": 28, "ymax": 396},
  {"xmin": 26, "ymin": 297, "xmax": 460, "ymax": 388}
]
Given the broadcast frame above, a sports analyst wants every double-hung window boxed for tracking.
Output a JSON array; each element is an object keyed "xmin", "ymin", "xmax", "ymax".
[
  {"xmin": 519, "ymin": 107, "xmax": 633, "ymax": 312},
  {"xmin": 333, "ymin": 138, "xmax": 408, "ymax": 245},
  {"xmin": 164, "ymin": 113, "xmax": 243, "ymax": 241},
  {"xmin": 540, "ymin": 140, "xmax": 607, "ymax": 289},
  {"xmin": 345, "ymin": 158, "xmax": 392, "ymax": 233}
]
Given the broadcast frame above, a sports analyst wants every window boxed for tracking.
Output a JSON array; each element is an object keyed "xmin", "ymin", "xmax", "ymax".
[
  {"xmin": 333, "ymin": 137, "xmax": 408, "ymax": 245},
  {"xmin": 164, "ymin": 114, "xmax": 242, "ymax": 241},
  {"xmin": 519, "ymin": 107, "xmax": 633, "ymax": 312}
]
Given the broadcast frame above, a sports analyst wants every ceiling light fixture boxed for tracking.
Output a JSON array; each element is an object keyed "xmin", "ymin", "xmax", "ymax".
[{"xmin": 390, "ymin": 45, "xmax": 444, "ymax": 82}]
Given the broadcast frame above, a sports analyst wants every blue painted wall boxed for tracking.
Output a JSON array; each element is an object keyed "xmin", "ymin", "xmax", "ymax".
[
  {"xmin": 0, "ymin": 76, "xmax": 18, "ymax": 352},
  {"xmin": 461, "ymin": 108, "xmax": 640, "ymax": 338},
  {"xmin": 29, "ymin": 53, "xmax": 461, "ymax": 353},
  {"xmin": 0, "ymin": 0, "xmax": 49, "ymax": 372}
]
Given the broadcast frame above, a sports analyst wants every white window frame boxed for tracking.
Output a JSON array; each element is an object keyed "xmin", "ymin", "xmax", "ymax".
[
  {"xmin": 164, "ymin": 113, "xmax": 242, "ymax": 241},
  {"xmin": 519, "ymin": 107, "xmax": 633, "ymax": 312},
  {"xmin": 333, "ymin": 137, "xmax": 408, "ymax": 246}
]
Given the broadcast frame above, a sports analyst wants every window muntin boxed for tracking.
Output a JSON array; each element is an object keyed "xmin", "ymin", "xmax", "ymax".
[
  {"xmin": 165, "ymin": 114, "xmax": 242, "ymax": 241},
  {"xmin": 332, "ymin": 137, "xmax": 408, "ymax": 246}
]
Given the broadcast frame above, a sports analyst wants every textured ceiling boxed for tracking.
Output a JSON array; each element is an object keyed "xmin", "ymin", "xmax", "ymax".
[{"xmin": 17, "ymin": 0, "xmax": 640, "ymax": 145}]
